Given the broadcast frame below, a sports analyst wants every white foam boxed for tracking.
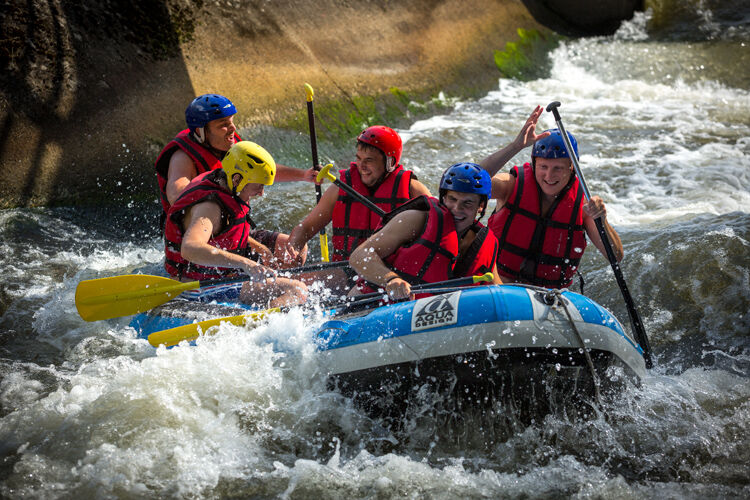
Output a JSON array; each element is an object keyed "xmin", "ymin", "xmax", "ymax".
[{"xmin": 403, "ymin": 34, "xmax": 750, "ymax": 227}]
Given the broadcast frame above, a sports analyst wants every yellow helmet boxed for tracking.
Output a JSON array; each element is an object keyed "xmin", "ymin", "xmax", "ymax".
[{"xmin": 221, "ymin": 141, "xmax": 276, "ymax": 195}]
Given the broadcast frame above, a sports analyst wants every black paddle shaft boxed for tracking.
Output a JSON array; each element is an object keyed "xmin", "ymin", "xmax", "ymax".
[
  {"xmin": 546, "ymin": 101, "xmax": 654, "ymax": 368},
  {"xmin": 196, "ymin": 260, "xmax": 348, "ymax": 288},
  {"xmin": 329, "ymin": 174, "xmax": 386, "ymax": 218},
  {"xmin": 323, "ymin": 274, "xmax": 481, "ymax": 309},
  {"xmin": 306, "ymin": 97, "xmax": 327, "ymax": 228}
]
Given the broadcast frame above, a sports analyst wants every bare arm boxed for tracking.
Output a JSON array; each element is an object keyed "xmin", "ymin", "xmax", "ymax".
[
  {"xmin": 409, "ymin": 178, "xmax": 431, "ymax": 198},
  {"xmin": 489, "ymin": 262, "xmax": 503, "ymax": 284},
  {"xmin": 181, "ymin": 201, "xmax": 274, "ymax": 280},
  {"xmin": 288, "ymin": 183, "xmax": 338, "ymax": 252},
  {"xmin": 166, "ymin": 149, "xmax": 198, "ymax": 205},
  {"xmin": 274, "ymin": 164, "xmax": 318, "ymax": 183},
  {"xmin": 479, "ymin": 105, "xmax": 550, "ymax": 177},
  {"xmin": 490, "ymin": 173, "xmax": 517, "ymax": 206},
  {"xmin": 350, "ymin": 210, "xmax": 428, "ymax": 300},
  {"xmin": 246, "ymin": 236, "xmax": 274, "ymax": 266},
  {"xmin": 582, "ymin": 196, "xmax": 624, "ymax": 263}
]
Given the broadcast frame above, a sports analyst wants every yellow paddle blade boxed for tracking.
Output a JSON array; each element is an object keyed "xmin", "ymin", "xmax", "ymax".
[
  {"xmin": 75, "ymin": 275, "xmax": 200, "ymax": 322},
  {"xmin": 147, "ymin": 308, "xmax": 281, "ymax": 347}
]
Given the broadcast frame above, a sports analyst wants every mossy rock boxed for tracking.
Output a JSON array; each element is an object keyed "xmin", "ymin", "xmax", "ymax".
[{"xmin": 494, "ymin": 28, "xmax": 562, "ymax": 80}]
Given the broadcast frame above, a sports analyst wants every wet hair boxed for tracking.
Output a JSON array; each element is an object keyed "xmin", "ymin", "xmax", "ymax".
[{"xmin": 356, "ymin": 140, "xmax": 387, "ymax": 163}]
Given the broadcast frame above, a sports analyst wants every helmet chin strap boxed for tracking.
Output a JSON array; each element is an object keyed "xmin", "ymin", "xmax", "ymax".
[
  {"xmin": 192, "ymin": 128, "xmax": 205, "ymax": 144},
  {"xmin": 477, "ymin": 199, "xmax": 487, "ymax": 221},
  {"xmin": 196, "ymin": 129, "xmax": 231, "ymax": 159},
  {"xmin": 369, "ymin": 158, "xmax": 392, "ymax": 188},
  {"xmin": 229, "ymin": 176, "xmax": 249, "ymax": 206},
  {"xmin": 385, "ymin": 156, "xmax": 395, "ymax": 173}
]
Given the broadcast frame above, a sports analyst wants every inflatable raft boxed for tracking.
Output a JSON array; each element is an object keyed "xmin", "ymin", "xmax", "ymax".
[
  {"xmin": 316, "ymin": 284, "xmax": 646, "ymax": 421},
  {"xmin": 131, "ymin": 284, "xmax": 647, "ymax": 420}
]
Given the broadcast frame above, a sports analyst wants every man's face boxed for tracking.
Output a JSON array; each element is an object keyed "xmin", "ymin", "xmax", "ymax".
[
  {"xmin": 205, "ymin": 115, "xmax": 237, "ymax": 151},
  {"xmin": 238, "ymin": 182, "xmax": 264, "ymax": 201},
  {"xmin": 442, "ymin": 190, "xmax": 483, "ymax": 234},
  {"xmin": 534, "ymin": 157, "xmax": 573, "ymax": 198},
  {"xmin": 354, "ymin": 145, "xmax": 387, "ymax": 187},
  {"xmin": 231, "ymin": 172, "xmax": 265, "ymax": 202}
]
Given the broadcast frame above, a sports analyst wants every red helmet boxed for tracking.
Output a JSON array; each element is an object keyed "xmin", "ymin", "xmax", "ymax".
[{"xmin": 357, "ymin": 126, "xmax": 402, "ymax": 171}]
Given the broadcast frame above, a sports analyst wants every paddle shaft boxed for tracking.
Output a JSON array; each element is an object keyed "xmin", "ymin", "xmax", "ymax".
[
  {"xmin": 338, "ymin": 286, "xmax": 465, "ymax": 310},
  {"xmin": 324, "ymin": 273, "xmax": 490, "ymax": 309},
  {"xmin": 546, "ymin": 101, "xmax": 653, "ymax": 368},
  {"xmin": 196, "ymin": 260, "xmax": 347, "ymax": 288},
  {"xmin": 305, "ymin": 84, "xmax": 330, "ymax": 262},
  {"xmin": 337, "ymin": 177, "xmax": 386, "ymax": 217}
]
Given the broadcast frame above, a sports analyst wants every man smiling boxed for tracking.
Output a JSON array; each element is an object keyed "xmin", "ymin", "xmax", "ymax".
[
  {"xmin": 287, "ymin": 125, "xmax": 430, "ymax": 291},
  {"xmin": 480, "ymin": 106, "xmax": 623, "ymax": 289},
  {"xmin": 349, "ymin": 163, "xmax": 502, "ymax": 301}
]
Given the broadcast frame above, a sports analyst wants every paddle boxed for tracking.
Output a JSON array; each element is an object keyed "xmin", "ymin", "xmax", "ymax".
[
  {"xmin": 316, "ymin": 164, "xmax": 386, "ymax": 217},
  {"xmin": 146, "ymin": 272, "xmax": 494, "ymax": 347},
  {"xmin": 305, "ymin": 83, "xmax": 330, "ymax": 262},
  {"xmin": 546, "ymin": 101, "xmax": 654, "ymax": 368},
  {"xmin": 325, "ymin": 272, "xmax": 494, "ymax": 309},
  {"xmin": 147, "ymin": 308, "xmax": 280, "ymax": 348},
  {"xmin": 75, "ymin": 260, "xmax": 348, "ymax": 322}
]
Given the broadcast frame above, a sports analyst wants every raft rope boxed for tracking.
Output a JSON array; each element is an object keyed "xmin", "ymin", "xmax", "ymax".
[
  {"xmin": 546, "ymin": 288, "xmax": 602, "ymax": 405},
  {"xmin": 576, "ymin": 270, "xmax": 585, "ymax": 296},
  {"xmin": 506, "ymin": 283, "xmax": 602, "ymax": 406}
]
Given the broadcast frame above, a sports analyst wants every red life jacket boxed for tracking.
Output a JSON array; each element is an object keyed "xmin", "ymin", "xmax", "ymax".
[
  {"xmin": 163, "ymin": 170, "xmax": 254, "ymax": 281},
  {"xmin": 487, "ymin": 163, "xmax": 587, "ymax": 288},
  {"xmin": 452, "ymin": 222, "xmax": 499, "ymax": 284},
  {"xmin": 358, "ymin": 196, "xmax": 458, "ymax": 295},
  {"xmin": 154, "ymin": 129, "xmax": 242, "ymax": 218},
  {"xmin": 331, "ymin": 162, "xmax": 413, "ymax": 261}
]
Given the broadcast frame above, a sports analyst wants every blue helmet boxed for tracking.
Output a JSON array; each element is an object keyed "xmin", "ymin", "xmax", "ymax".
[
  {"xmin": 185, "ymin": 94, "xmax": 237, "ymax": 132},
  {"xmin": 532, "ymin": 128, "xmax": 578, "ymax": 159},
  {"xmin": 439, "ymin": 162, "xmax": 492, "ymax": 197}
]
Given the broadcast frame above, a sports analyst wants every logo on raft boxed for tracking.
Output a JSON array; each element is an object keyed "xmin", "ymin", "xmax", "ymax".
[{"xmin": 411, "ymin": 291, "xmax": 461, "ymax": 332}]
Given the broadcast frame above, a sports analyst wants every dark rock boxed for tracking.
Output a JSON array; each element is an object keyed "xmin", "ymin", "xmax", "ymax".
[{"xmin": 521, "ymin": 0, "xmax": 644, "ymax": 36}]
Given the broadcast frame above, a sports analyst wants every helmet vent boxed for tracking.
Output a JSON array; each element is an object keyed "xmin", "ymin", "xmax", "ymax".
[
  {"xmin": 246, "ymin": 153, "xmax": 266, "ymax": 166},
  {"xmin": 186, "ymin": 94, "xmax": 236, "ymax": 129}
]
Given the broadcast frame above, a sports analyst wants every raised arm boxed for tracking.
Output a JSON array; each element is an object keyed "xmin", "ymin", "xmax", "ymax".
[{"xmin": 479, "ymin": 105, "xmax": 550, "ymax": 177}]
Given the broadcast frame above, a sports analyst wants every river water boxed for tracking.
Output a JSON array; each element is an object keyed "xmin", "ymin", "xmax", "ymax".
[{"xmin": 1, "ymin": 5, "xmax": 749, "ymax": 499}]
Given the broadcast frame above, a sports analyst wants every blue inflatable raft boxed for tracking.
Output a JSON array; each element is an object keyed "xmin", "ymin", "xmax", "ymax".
[{"xmin": 316, "ymin": 284, "xmax": 645, "ymax": 420}]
